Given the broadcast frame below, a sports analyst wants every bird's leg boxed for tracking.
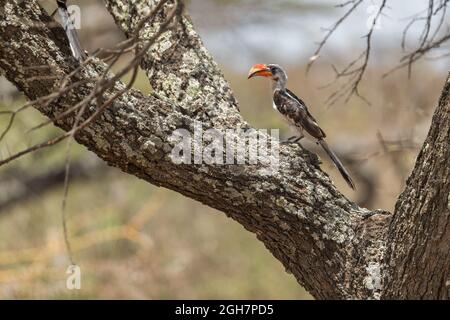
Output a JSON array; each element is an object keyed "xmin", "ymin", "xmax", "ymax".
[
  {"xmin": 291, "ymin": 136, "xmax": 304, "ymax": 143},
  {"xmin": 281, "ymin": 136, "xmax": 296, "ymax": 144},
  {"xmin": 281, "ymin": 134, "xmax": 304, "ymax": 145},
  {"xmin": 281, "ymin": 127, "xmax": 305, "ymax": 144}
]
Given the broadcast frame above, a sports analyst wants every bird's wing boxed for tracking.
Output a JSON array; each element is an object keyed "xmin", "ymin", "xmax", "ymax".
[
  {"xmin": 275, "ymin": 89, "xmax": 326, "ymax": 139},
  {"xmin": 274, "ymin": 89, "xmax": 355, "ymax": 188}
]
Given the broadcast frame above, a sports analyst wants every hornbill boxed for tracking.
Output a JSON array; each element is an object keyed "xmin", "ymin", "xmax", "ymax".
[
  {"xmin": 248, "ymin": 64, "xmax": 355, "ymax": 190},
  {"xmin": 56, "ymin": 0, "xmax": 87, "ymax": 62}
]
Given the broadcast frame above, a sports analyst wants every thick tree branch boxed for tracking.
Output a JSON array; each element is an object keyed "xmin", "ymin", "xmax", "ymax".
[
  {"xmin": 104, "ymin": 0, "xmax": 242, "ymax": 127},
  {"xmin": 382, "ymin": 72, "xmax": 450, "ymax": 299},
  {"xmin": 0, "ymin": 0, "xmax": 448, "ymax": 299}
]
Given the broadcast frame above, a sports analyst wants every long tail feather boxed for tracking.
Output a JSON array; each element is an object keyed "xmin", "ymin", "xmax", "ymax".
[
  {"xmin": 318, "ymin": 139, "xmax": 355, "ymax": 190},
  {"xmin": 57, "ymin": 1, "xmax": 87, "ymax": 62}
]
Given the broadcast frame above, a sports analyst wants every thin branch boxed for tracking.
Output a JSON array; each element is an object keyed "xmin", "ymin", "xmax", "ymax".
[
  {"xmin": 310, "ymin": 0, "xmax": 387, "ymax": 106},
  {"xmin": 383, "ymin": 31, "xmax": 450, "ymax": 77},
  {"xmin": 1, "ymin": 0, "xmax": 184, "ymax": 168},
  {"xmin": 306, "ymin": 0, "xmax": 364, "ymax": 74}
]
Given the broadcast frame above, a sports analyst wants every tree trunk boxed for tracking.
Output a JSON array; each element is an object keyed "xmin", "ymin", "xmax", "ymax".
[{"xmin": 0, "ymin": 0, "xmax": 448, "ymax": 299}]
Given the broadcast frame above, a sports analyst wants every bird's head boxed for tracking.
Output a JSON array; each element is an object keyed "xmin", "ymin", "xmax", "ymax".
[{"xmin": 247, "ymin": 64, "xmax": 287, "ymax": 84}]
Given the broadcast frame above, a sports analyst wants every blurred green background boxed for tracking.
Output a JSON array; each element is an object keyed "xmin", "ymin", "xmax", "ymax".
[{"xmin": 0, "ymin": 0, "xmax": 448, "ymax": 299}]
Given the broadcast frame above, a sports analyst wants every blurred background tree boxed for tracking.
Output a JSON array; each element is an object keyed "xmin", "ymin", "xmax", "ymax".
[{"xmin": 0, "ymin": 0, "xmax": 448, "ymax": 299}]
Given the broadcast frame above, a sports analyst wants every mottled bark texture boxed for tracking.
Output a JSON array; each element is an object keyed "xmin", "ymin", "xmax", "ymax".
[
  {"xmin": 383, "ymin": 75, "xmax": 450, "ymax": 299},
  {"xmin": 0, "ymin": 0, "xmax": 448, "ymax": 299}
]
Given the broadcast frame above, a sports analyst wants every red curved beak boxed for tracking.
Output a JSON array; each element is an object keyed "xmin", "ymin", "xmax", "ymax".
[{"xmin": 248, "ymin": 64, "xmax": 272, "ymax": 79}]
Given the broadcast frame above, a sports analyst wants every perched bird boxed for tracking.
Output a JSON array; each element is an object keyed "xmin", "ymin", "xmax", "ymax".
[
  {"xmin": 248, "ymin": 63, "xmax": 355, "ymax": 190},
  {"xmin": 56, "ymin": 0, "xmax": 87, "ymax": 62}
]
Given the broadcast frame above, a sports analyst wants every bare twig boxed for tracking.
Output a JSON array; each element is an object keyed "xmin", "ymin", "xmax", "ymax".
[
  {"xmin": 308, "ymin": 0, "xmax": 448, "ymax": 104},
  {"xmin": 392, "ymin": 0, "xmax": 449, "ymax": 77},
  {"xmin": 384, "ymin": 31, "xmax": 450, "ymax": 77},
  {"xmin": 306, "ymin": 0, "xmax": 364, "ymax": 74},
  {"xmin": 308, "ymin": 0, "xmax": 386, "ymax": 106},
  {"xmin": 1, "ymin": 0, "xmax": 183, "ymax": 167}
]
